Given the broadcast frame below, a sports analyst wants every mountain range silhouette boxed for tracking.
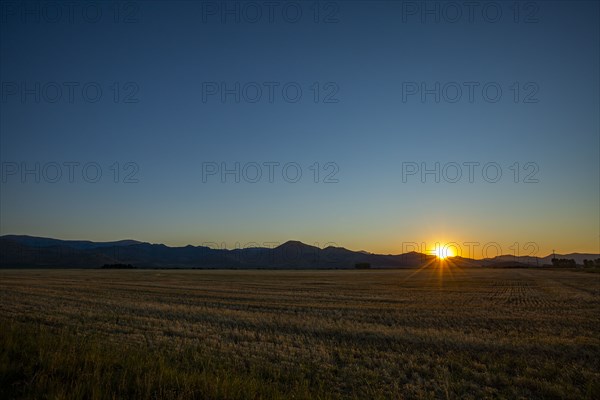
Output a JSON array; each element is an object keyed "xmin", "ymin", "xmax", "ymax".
[{"xmin": 1, "ymin": 235, "xmax": 597, "ymax": 269}]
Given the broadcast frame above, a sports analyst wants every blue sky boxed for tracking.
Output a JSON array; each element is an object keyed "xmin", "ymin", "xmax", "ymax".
[{"xmin": 1, "ymin": 1, "xmax": 598, "ymax": 257}]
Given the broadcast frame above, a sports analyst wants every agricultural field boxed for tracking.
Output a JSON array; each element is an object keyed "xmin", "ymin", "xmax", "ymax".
[{"xmin": 0, "ymin": 268, "xmax": 598, "ymax": 399}]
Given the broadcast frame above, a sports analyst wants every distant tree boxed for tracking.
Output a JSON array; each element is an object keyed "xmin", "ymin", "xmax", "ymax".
[
  {"xmin": 355, "ymin": 262, "xmax": 371, "ymax": 269},
  {"xmin": 551, "ymin": 258, "xmax": 576, "ymax": 267},
  {"xmin": 582, "ymin": 259, "xmax": 599, "ymax": 267}
]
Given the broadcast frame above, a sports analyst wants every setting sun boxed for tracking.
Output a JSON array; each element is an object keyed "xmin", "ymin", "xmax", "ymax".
[{"xmin": 434, "ymin": 245, "xmax": 456, "ymax": 260}]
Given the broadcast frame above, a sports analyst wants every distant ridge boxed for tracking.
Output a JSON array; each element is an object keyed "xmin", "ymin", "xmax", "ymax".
[
  {"xmin": 3, "ymin": 235, "xmax": 142, "ymax": 250},
  {"xmin": 0, "ymin": 235, "xmax": 597, "ymax": 269}
]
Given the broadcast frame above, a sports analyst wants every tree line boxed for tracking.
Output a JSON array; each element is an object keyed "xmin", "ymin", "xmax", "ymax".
[{"xmin": 551, "ymin": 258, "xmax": 600, "ymax": 267}]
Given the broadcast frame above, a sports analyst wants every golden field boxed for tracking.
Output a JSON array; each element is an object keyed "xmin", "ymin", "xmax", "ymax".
[{"xmin": 0, "ymin": 268, "xmax": 598, "ymax": 399}]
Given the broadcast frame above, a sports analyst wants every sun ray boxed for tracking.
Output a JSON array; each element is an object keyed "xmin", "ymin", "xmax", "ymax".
[{"xmin": 398, "ymin": 242, "xmax": 465, "ymax": 286}]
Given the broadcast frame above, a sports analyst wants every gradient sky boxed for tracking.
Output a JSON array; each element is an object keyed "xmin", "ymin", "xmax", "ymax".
[{"xmin": 1, "ymin": 1, "xmax": 598, "ymax": 258}]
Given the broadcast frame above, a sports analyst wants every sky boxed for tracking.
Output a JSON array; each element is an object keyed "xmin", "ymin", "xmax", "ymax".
[{"xmin": 0, "ymin": 0, "xmax": 599, "ymax": 258}]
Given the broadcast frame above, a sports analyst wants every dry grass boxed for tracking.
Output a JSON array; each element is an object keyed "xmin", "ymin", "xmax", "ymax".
[{"xmin": 0, "ymin": 268, "xmax": 599, "ymax": 399}]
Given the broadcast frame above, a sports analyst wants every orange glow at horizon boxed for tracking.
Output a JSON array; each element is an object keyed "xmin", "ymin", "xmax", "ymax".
[{"xmin": 433, "ymin": 244, "xmax": 456, "ymax": 260}]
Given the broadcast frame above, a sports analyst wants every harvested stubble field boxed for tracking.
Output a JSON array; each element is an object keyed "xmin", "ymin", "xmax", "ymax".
[{"xmin": 0, "ymin": 268, "xmax": 598, "ymax": 399}]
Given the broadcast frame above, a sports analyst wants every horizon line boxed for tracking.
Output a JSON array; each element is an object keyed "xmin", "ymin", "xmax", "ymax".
[{"xmin": 2, "ymin": 234, "xmax": 598, "ymax": 261}]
